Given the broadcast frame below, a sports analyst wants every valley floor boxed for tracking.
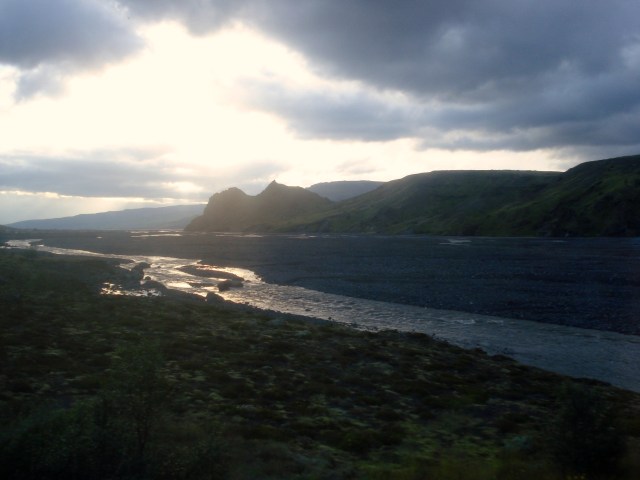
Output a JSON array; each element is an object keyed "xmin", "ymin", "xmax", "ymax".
[
  {"xmin": 1, "ymin": 248, "xmax": 639, "ymax": 479},
  {"xmin": 26, "ymin": 231, "xmax": 640, "ymax": 335}
]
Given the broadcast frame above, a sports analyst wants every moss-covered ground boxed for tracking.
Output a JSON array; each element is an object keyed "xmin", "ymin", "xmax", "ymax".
[{"xmin": 1, "ymin": 248, "xmax": 638, "ymax": 479}]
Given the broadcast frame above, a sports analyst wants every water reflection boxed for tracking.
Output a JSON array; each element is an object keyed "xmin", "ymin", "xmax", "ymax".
[{"xmin": 5, "ymin": 239, "xmax": 640, "ymax": 392}]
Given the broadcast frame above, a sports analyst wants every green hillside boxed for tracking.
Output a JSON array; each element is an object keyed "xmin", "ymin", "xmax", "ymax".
[
  {"xmin": 283, "ymin": 170, "xmax": 559, "ymax": 235},
  {"xmin": 281, "ymin": 155, "xmax": 640, "ymax": 236},
  {"xmin": 307, "ymin": 180, "xmax": 384, "ymax": 201},
  {"xmin": 479, "ymin": 155, "xmax": 640, "ymax": 236},
  {"xmin": 186, "ymin": 155, "xmax": 640, "ymax": 236}
]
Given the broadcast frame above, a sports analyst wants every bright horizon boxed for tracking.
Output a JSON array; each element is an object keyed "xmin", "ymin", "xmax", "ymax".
[{"xmin": 2, "ymin": 1, "xmax": 639, "ymax": 224}]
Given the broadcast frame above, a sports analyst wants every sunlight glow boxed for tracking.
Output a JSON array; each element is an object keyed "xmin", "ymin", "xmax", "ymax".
[
  {"xmin": 0, "ymin": 19, "xmax": 566, "ymax": 223},
  {"xmin": 0, "ymin": 190, "xmax": 198, "ymax": 224}
]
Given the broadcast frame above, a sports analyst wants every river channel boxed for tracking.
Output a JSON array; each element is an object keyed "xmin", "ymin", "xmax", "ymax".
[{"xmin": 7, "ymin": 239, "xmax": 640, "ymax": 393}]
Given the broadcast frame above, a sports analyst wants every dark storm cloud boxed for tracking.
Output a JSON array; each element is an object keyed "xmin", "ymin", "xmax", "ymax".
[
  {"xmin": 0, "ymin": 0, "xmax": 142, "ymax": 97},
  {"xmin": 119, "ymin": 0, "xmax": 640, "ymax": 154},
  {"xmin": 243, "ymin": 0, "xmax": 640, "ymax": 153},
  {"xmin": 119, "ymin": 0, "xmax": 248, "ymax": 34},
  {"xmin": 256, "ymin": 1, "xmax": 636, "ymax": 100},
  {"xmin": 118, "ymin": 0, "xmax": 639, "ymax": 99},
  {"xmin": 4, "ymin": 0, "xmax": 639, "ymax": 153}
]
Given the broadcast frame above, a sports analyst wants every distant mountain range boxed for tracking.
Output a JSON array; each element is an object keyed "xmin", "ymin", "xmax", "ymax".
[
  {"xmin": 187, "ymin": 154, "xmax": 640, "ymax": 237},
  {"xmin": 8, "ymin": 204, "xmax": 205, "ymax": 231}
]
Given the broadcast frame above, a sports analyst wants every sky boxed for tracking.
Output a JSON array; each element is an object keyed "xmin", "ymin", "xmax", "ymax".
[{"xmin": 1, "ymin": 1, "xmax": 640, "ymax": 224}]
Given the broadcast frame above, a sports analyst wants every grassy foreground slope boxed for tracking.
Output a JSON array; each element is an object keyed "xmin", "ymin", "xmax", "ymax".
[{"xmin": 1, "ymin": 249, "xmax": 639, "ymax": 479}]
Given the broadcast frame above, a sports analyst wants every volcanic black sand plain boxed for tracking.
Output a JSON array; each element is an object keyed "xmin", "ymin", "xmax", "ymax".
[{"xmin": 27, "ymin": 230, "xmax": 640, "ymax": 335}]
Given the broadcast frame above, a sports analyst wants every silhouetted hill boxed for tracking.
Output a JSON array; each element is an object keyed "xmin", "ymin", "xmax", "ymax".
[
  {"xmin": 307, "ymin": 180, "xmax": 384, "ymax": 201},
  {"xmin": 186, "ymin": 155, "xmax": 640, "ymax": 236},
  {"xmin": 8, "ymin": 204, "xmax": 205, "ymax": 231},
  {"xmin": 185, "ymin": 181, "xmax": 332, "ymax": 232}
]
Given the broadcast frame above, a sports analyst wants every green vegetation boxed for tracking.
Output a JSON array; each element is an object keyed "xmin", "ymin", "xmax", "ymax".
[
  {"xmin": 307, "ymin": 180, "xmax": 384, "ymax": 202},
  {"xmin": 550, "ymin": 384, "xmax": 626, "ymax": 478},
  {"xmin": 285, "ymin": 155, "xmax": 640, "ymax": 236},
  {"xmin": 479, "ymin": 155, "xmax": 640, "ymax": 236},
  {"xmin": 282, "ymin": 170, "xmax": 560, "ymax": 235},
  {"xmin": 186, "ymin": 154, "xmax": 640, "ymax": 236},
  {"xmin": 1, "ymin": 248, "xmax": 639, "ymax": 479}
]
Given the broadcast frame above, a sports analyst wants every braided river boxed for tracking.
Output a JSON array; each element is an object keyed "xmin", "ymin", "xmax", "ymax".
[{"xmin": 6, "ymin": 236, "xmax": 640, "ymax": 392}]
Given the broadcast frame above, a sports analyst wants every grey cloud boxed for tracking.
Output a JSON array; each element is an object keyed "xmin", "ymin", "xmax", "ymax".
[
  {"xmin": 121, "ymin": 0, "xmax": 638, "ymax": 154},
  {"xmin": 247, "ymin": 0, "xmax": 638, "ymax": 102},
  {"xmin": 4, "ymin": 0, "xmax": 639, "ymax": 153},
  {"xmin": 227, "ymin": 0, "xmax": 640, "ymax": 153},
  {"xmin": 240, "ymin": 71, "xmax": 640, "ymax": 154},
  {"xmin": 120, "ymin": 0, "xmax": 638, "ymax": 98},
  {"xmin": 0, "ymin": 151, "xmax": 179, "ymax": 198},
  {"xmin": 0, "ymin": 150, "xmax": 286, "ymax": 199},
  {"xmin": 119, "ymin": 0, "xmax": 248, "ymax": 34},
  {"xmin": 13, "ymin": 66, "xmax": 66, "ymax": 99},
  {"xmin": 426, "ymin": 110, "xmax": 640, "ymax": 154},
  {"xmin": 0, "ymin": 0, "xmax": 142, "ymax": 97},
  {"xmin": 242, "ymin": 81, "xmax": 426, "ymax": 141}
]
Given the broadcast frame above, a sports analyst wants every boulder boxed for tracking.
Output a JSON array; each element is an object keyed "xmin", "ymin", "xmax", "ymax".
[
  {"xmin": 217, "ymin": 279, "xmax": 243, "ymax": 291},
  {"xmin": 206, "ymin": 292, "xmax": 225, "ymax": 303}
]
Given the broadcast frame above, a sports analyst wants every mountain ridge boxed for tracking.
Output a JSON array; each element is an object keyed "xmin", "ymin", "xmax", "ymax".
[
  {"xmin": 290, "ymin": 169, "xmax": 560, "ymax": 235},
  {"xmin": 186, "ymin": 154, "xmax": 640, "ymax": 236},
  {"xmin": 8, "ymin": 155, "xmax": 639, "ymax": 236}
]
